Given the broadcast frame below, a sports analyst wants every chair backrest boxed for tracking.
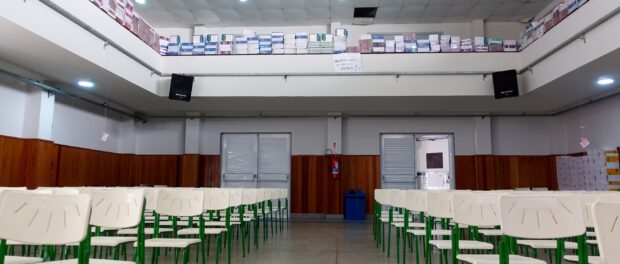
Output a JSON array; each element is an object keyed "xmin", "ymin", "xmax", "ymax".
[
  {"xmin": 452, "ymin": 192, "xmax": 502, "ymax": 227},
  {"xmin": 390, "ymin": 189, "xmax": 406, "ymax": 208},
  {"xmin": 592, "ymin": 201, "xmax": 620, "ymax": 264},
  {"xmin": 256, "ymin": 189, "xmax": 267, "ymax": 202},
  {"xmin": 427, "ymin": 191, "xmax": 454, "ymax": 219},
  {"xmin": 514, "ymin": 188, "xmax": 531, "ymax": 191},
  {"xmin": 279, "ymin": 188, "xmax": 288, "ymax": 199},
  {"xmin": 579, "ymin": 193, "xmax": 620, "ymax": 228},
  {"xmin": 374, "ymin": 189, "xmax": 388, "ymax": 205},
  {"xmin": 532, "ymin": 187, "xmax": 549, "ymax": 191},
  {"xmin": 269, "ymin": 189, "xmax": 280, "ymax": 200},
  {"xmin": 242, "ymin": 189, "xmax": 257, "ymax": 205},
  {"xmin": 0, "ymin": 191, "xmax": 91, "ymax": 245},
  {"xmin": 228, "ymin": 189, "xmax": 243, "ymax": 207},
  {"xmin": 35, "ymin": 187, "xmax": 80, "ymax": 195},
  {"xmin": 88, "ymin": 189, "xmax": 145, "ymax": 229},
  {"xmin": 143, "ymin": 187, "xmax": 160, "ymax": 211},
  {"xmin": 499, "ymin": 194, "xmax": 585, "ymax": 239},
  {"xmin": 405, "ymin": 190, "xmax": 427, "ymax": 212},
  {"xmin": 156, "ymin": 189, "xmax": 204, "ymax": 217},
  {"xmin": 203, "ymin": 188, "xmax": 230, "ymax": 211}
]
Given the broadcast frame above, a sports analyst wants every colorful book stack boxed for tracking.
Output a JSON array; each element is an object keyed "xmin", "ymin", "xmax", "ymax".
[
  {"xmin": 295, "ymin": 33, "xmax": 308, "ymax": 54},
  {"xmin": 440, "ymin": 35, "xmax": 451, "ymax": 52},
  {"xmin": 205, "ymin": 34, "xmax": 218, "ymax": 55},
  {"xmin": 429, "ymin": 34, "xmax": 440, "ymax": 52},
  {"xmin": 234, "ymin": 37, "xmax": 248, "ymax": 55},
  {"xmin": 259, "ymin": 35, "xmax": 272, "ymax": 54},
  {"xmin": 192, "ymin": 35, "xmax": 205, "ymax": 55},
  {"xmin": 417, "ymin": 39, "xmax": 430, "ymax": 52},
  {"xmin": 123, "ymin": 0, "xmax": 134, "ymax": 31},
  {"xmin": 180, "ymin": 43, "xmax": 193, "ymax": 56},
  {"xmin": 450, "ymin": 36, "xmax": 460, "ymax": 52},
  {"xmin": 284, "ymin": 33, "xmax": 296, "ymax": 54},
  {"xmin": 247, "ymin": 36, "xmax": 259, "ymax": 54},
  {"xmin": 404, "ymin": 33, "xmax": 417, "ymax": 53},
  {"xmin": 219, "ymin": 34, "xmax": 234, "ymax": 55},
  {"xmin": 394, "ymin": 35, "xmax": 405, "ymax": 53},
  {"xmin": 158, "ymin": 36, "xmax": 169, "ymax": 55},
  {"xmin": 272, "ymin": 32, "xmax": 284, "ymax": 54},
  {"xmin": 308, "ymin": 34, "xmax": 321, "ymax": 54},
  {"xmin": 114, "ymin": 0, "xmax": 126, "ymax": 25},
  {"xmin": 359, "ymin": 34, "xmax": 372, "ymax": 54},
  {"xmin": 167, "ymin": 35, "xmax": 180, "ymax": 55},
  {"xmin": 334, "ymin": 28, "xmax": 348, "ymax": 54},
  {"xmin": 474, "ymin": 37, "xmax": 488, "ymax": 52},
  {"xmin": 385, "ymin": 40, "xmax": 395, "ymax": 53},
  {"xmin": 488, "ymin": 38, "xmax": 503, "ymax": 52},
  {"xmin": 321, "ymin": 34, "xmax": 334, "ymax": 54},
  {"xmin": 460, "ymin": 38, "xmax": 473, "ymax": 52},
  {"xmin": 371, "ymin": 34, "xmax": 385, "ymax": 53}
]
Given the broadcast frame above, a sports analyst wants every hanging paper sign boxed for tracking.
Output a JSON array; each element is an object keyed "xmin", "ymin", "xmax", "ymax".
[
  {"xmin": 580, "ymin": 137, "xmax": 590, "ymax": 148},
  {"xmin": 333, "ymin": 53, "xmax": 362, "ymax": 73}
]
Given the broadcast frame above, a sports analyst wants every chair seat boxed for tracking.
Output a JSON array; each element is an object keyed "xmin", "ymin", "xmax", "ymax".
[
  {"xmin": 564, "ymin": 255, "xmax": 603, "ymax": 263},
  {"xmin": 44, "ymin": 259, "xmax": 134, "ymax": 264},
  {"xmin": 586, "ymin": 239, "xmax": 597, "ymax": 245},
  {"xmin": 479, "ymin": 229, "xmax": 503, "ymax": 236},
  {"xmin": 517, "ymin": 239, "xmax": 578, "ymax": 249},
  {"xmin": 138, "ymin": 238, "xmax": 201, "ymax": 248},
  {"xmin": 178, "ymin": 228, "xmax": 226, "ymax": 236},
  {"xmin": 3, "ymin": 256, "xmax": 42, "ymax": 264},
  {"xmin": 408, "ymin": 229, "xmax": 452, "ymax": 236},
  {"xmin": 117, "ymin": 228, "xmax": 173, "ymax": 235},
  {"xmin": 430, "ymin": 240, "xmax": 494, "ymax": 250},
  {"xmin": 392, "ymin": 222, "xmax": 426, "ymax": 228},
  {"xmin": 586, "ymin": 231, "xmax": 596, "ymax": 237},
  {"xmin": 158, "ymin": 220, "xmax": 190, "ymax": 227},
  {"xmin": 66, "ymin": 236, "xmax": 137, "ymax": 247},
  {"xmin": 457, "ymin": 254, "xmax": 546, "ymax": 264}
]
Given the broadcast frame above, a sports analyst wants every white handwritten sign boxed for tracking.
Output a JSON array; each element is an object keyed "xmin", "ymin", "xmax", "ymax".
[{"xmin": 333, "ymin": 53, "xmax": 362, "ymax": 73}]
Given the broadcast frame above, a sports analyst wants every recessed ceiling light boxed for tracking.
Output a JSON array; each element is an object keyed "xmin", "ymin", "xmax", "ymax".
[
  {"xmin": 135, "ymin": 0, "xmax": 146, "ymax": 4},
  {"xmin": 239, "ymin": 0, "xmax": 247, "ymax": 2},
  {"xmin": 597, "ymin": 78, "xmax": 614, "ymax": 86},
  {"xmin": 77, "ymin": 80, "xmax": 95, "ymax": 89}
]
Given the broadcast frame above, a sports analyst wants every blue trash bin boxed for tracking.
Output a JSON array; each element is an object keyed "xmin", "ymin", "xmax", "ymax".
[{"xmin": 344, "ymin": 189, "xmax": 366, "ymax": 220}]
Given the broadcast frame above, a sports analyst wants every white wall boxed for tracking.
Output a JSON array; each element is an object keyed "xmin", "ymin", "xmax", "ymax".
[
  {"xmin": 200, "ymin": 118, "xmax": 326, "ymax": 155},
  {"xmin": 553, "ymin": 95, "xmax": 620, "ymax": 154},
  {"xmin": 0, "ymin": 78, "xmax": 29, "ymax": 138},
  {"xmin": 52, "ymin": 97, "xmax": 124, "ymax": 153},
  {"xmin": 134, "ymin": 118, "xmax": 185, "ymax": 155},
  {"xmin": 491, "ymin": 116, "xmax": 554, "ymax": 155}
]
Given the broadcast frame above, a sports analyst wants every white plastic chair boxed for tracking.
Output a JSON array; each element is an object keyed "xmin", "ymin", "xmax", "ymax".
[
  {"xmin": 458, "ymin": 194, "xmax": 587, "ymax": 264},
  {"xmin": 0, "ymin": 191, "xmax": 91, "ymax": 264},
  {"xmin": 117, "ymin": 188, "xmax": 173, "ymax": 237},
  {"xmin": 591, "ymin": 201, "xmax": 620, "ymax": 264},
  {"xmin": 143, "ymin": 189, "xmax": 204, "ymax": 264}
]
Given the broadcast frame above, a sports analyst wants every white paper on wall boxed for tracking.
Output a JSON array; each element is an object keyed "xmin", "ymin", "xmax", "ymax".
[{"xmin": 333, "ymin": 53, "xmax": 362, "ymax": 73}]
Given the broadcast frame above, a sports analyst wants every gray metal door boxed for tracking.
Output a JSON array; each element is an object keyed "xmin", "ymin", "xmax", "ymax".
[
  {"xmin": 258, "ymin": 133, "xmax": 291, "ymax": 189},
  {"xmin": 221, "ymin": 134, "xmax": 258, "ymax": 188},
  {"xmin": 381, "ymin": 134, "xmax": 416, "ymax": 189}
]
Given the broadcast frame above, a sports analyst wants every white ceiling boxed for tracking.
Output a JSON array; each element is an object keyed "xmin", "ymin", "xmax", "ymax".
[{"xmin": 133, "ymin": 0, "xmax": 554, "ymax": 28}]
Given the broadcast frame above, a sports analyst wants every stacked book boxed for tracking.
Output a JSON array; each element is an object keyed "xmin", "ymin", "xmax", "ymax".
[
  {"xmin": 488, "ymin": 38, "xmax": 503, "ymax": 52},
  {"xmin": 371, "ymin": 34, "xmax": 385, "ymax": 53},
  {"xmin": 272, "ymin": 32, "xmax": 284, "ymax": 54},
  {"xmin": 259, "ymin": 35, "xmax": 272, "ymax": 54},
  {"xmin": 404, "ymin": 33, "xmax": 417, "ymax": 53},
  {"xmin": 450, "ymin": 36, "xmax": 460, "ymax": 52},
  {"xmin": 205, "ymin": 34, "xmax": 218, "ymax": 55},
  {"xmin": 247, "ymin": 36, "xmax": 259, "ymax": 54},
  {"xmin": 394, "ymin": 35, "xmax": 405, "ymax": 53},
  {"xmin": 334, "ymin": 28, "xmax": 348, "ymax": 54},
  {"xmin": 474, "ymin": 37, "xmax": 488, "ymax": 52},
  {"xmin": 219, "ymin": 34, "xmax": 234, "ymax": 55},
  {"xmin": 503, "ymin": 40, "xmax": 517, "ymax": 52},
  {"xmin": 359, "ymin": 34, "xmax": 372, "ymax": 54},
  {"xmin": 295, "ymin": 32, "xmax": 309, "ymax": 54},
  {"xmin": 284, "ymin": 33, "xmax": 296, "ymax": 54},
  {"xmin": 440, "ymin": 35, "xmax": 451, "ymax": 52},
  {"xmin": 429, "ymin": 34, "xmax": 440, "ymax": 52},
  {"xmin": 192, "ymin": 35, "xmax": 205, "ymax": 55},
  {"xmin": 460, "ymin": 38, "xmax": 473, "ymax": 52},
  {"xmin": 180, "ymin": 42, "xmax": 193, "ymax": 56},
  {"xmin": 234, "ymin": 37, "xmax": 248, "ymax": 55},
  {"xmin": 167, "ymin": 35, "xmax": 180, "ymax": 55},
  {"xmin": 158, "ymin": 36, "xmax": 169, "ymax": 55},
  {"xmin": 417, "ymin": 39, "xmax": 430, "ymax": 52}
]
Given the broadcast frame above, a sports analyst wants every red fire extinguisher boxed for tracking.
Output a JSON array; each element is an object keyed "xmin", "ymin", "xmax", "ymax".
[{"xmin": 326, "ymin": 149, "xmax": 340, "ymax": 180}]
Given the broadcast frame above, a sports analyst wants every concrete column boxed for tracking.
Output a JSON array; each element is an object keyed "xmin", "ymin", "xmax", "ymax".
[
  {"xmin": 327, "ymin": 115, "xmax": 342, "ymax": 154},
  {"xmin": 472, "ymin": 19, "xmax": 485, "ymax": 37},
  {"xmin": 473, "ymin": 116, "xmax": 492, "ymax": 155},
  {"xmin": 22, "ymin": 88, "xmax": 55, "ymax": 140},
  {"xmin": 184, "ymin": 118, "xmax": 200, "ymax": 154}
]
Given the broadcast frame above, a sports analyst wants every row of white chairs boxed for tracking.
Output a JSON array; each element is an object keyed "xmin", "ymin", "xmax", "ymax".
[
  {"xmin": 373, "ymin": 189, "xmax": 620, "ymax": 264},
  {"xmin": 0, "ymin": 186, "xmax": 290, "ymax": 264}
]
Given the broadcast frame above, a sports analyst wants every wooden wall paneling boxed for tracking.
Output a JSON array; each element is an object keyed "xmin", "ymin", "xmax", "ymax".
[
  {"xmin": 56, "ymin": 146, "xmax": 120, "ymax": 187},
  {"xmin": 179, "ymin": 154, "xmax": 199, "ymax": 187},
  {"xmin": 198, "ymin": 155, "xmax": 220, "ymax": 187},
  {"xmin": 290, "ymin": 156, "xmax": 336, "ymax": 214},
  {"xmin": 118, "ymin": 154, "xmax": 136, "ymax": 186},
  {"xmin": 455, "ymin": 156, "xmax": 477, "ymax": 190},
  {"xmin": 129, "ymin": 155, "xmax": 179, "ymax": 187},
  {"xmin": 23, "ymin": 139, "xmax": 59, "ymax": 188},
  {"xmin": 290, "ymin": 156, "xmax": 303, "ymax": 214},
  {"xmin": 0, "ymin": 135, "xmax": 26, "ymax": 187},
  {"xmin": 322, "ymin": 156, "xmax": 342, "ymax": 215},
  {"xmin": 341, "ymin": 155, "xmax": 379, "ymax": 214}
]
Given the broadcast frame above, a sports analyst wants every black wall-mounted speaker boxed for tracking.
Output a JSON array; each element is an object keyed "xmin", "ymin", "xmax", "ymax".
[
  {"xmin": 169, "ymin": 74, "xmax": 194, "ymax": 102},
  {"xmin": 492, "ymin": 70, "xmax": 519, "ymax": 99}
]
